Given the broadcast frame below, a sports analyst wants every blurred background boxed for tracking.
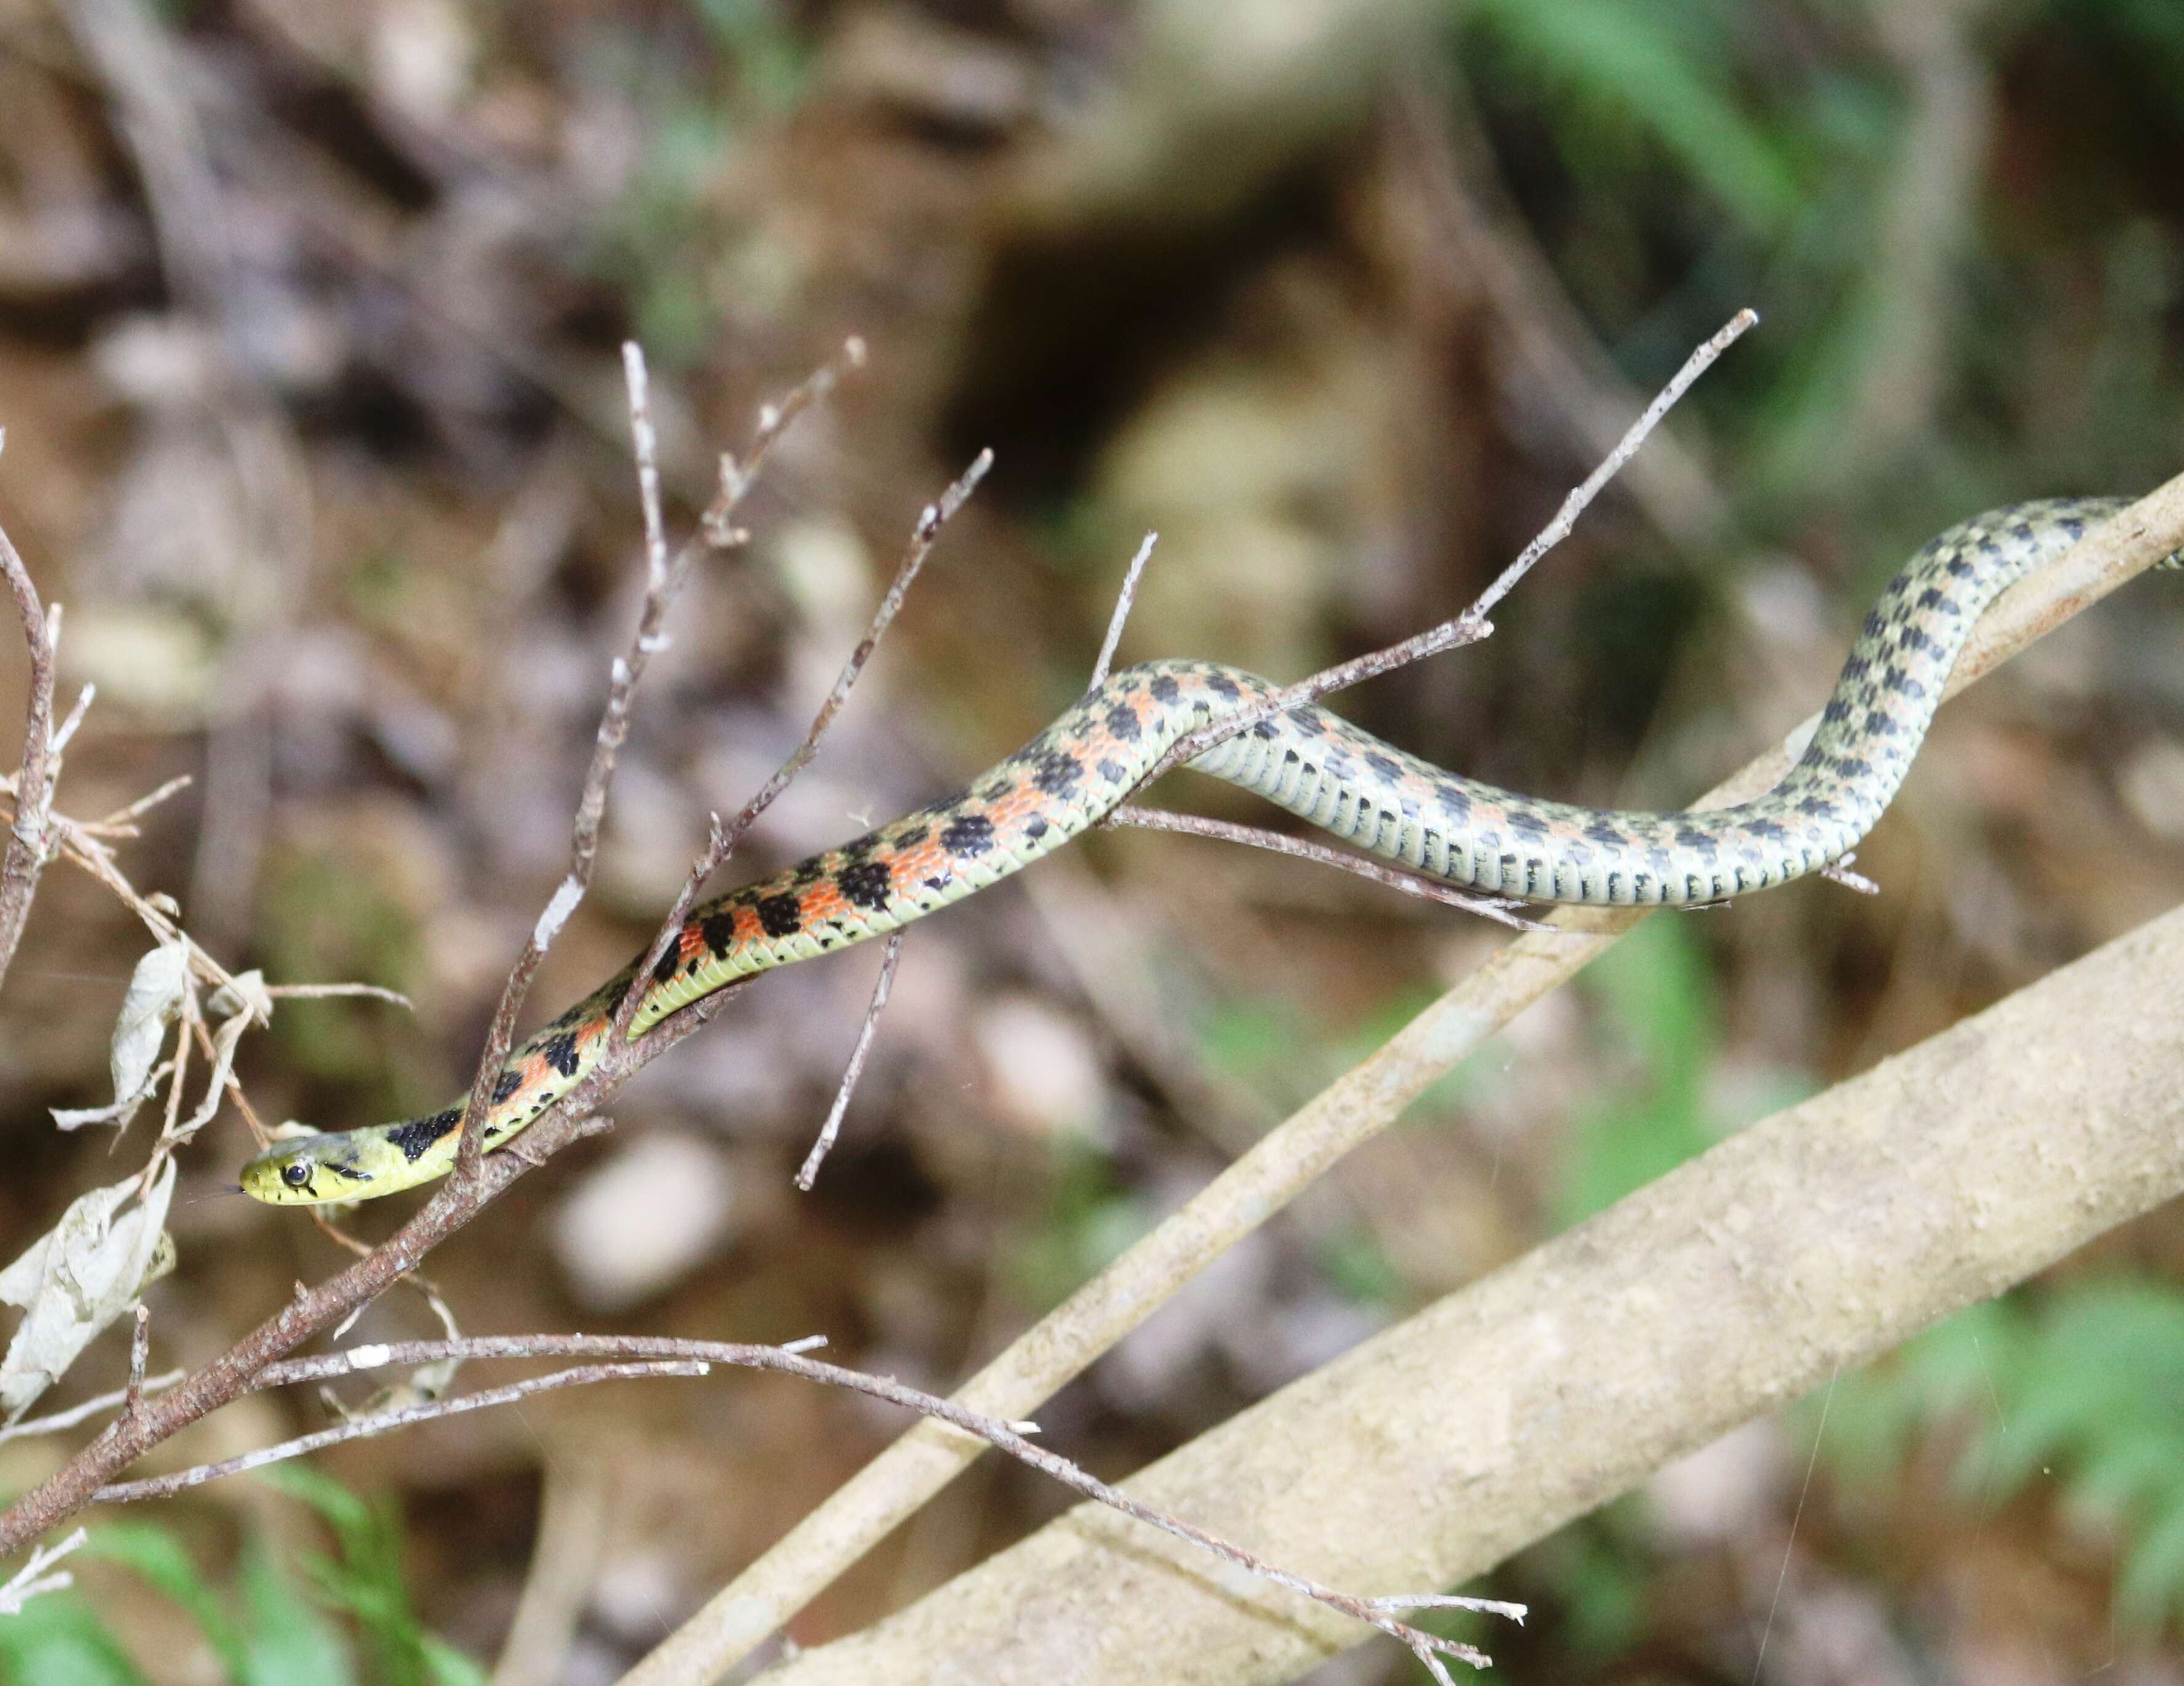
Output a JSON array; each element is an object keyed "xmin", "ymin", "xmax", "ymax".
[{"xmin": 1, "ymin": 0, "xmax": 2183, "ymax": 1680}]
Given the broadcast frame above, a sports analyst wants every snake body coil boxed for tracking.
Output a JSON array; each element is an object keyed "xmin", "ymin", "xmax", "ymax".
[{"xmin": 242, "ymin": 497, "xmax": 2176, "ymax": 1203}]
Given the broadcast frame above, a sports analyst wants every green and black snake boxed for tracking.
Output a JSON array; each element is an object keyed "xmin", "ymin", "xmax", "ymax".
[{"xmin": 241, "ymin": 497, "xmax": 2177, "ymax": 1204}]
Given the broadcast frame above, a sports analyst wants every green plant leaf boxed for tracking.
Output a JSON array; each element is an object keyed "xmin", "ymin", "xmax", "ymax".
[
  {"xmin": 2070, "ymin": 1429, "xmax": 2184, "ymax": 1525},
  {"xmin": 261, "ymin": 1464, "xmax": 376, "ymax": 1549},
  {"xmin": 0, "ymin": 1593, "xmax": 150, "ymax": 1686},
  {"xmin": 420, "ymin": 1635, "xmax": 490, "ymax": 1686},
  {"xmin": 2117, "ymin": 1495, "xmax": 2184, "ymax": 1632},
  {"xmin": 1460, "ymin": 0, "xmax": 1798, "ymax": 231},
  {"xmin": 83, "ymin": 1522, "xmax": 246, "ymax": 1683},
  {"xmin": 238, "ymin": 1540, "xmax": 355, "ymax": 1686},
  {"xmin": 265, "ymin": 1466, "xmax": 432, "ymax": 1686}
]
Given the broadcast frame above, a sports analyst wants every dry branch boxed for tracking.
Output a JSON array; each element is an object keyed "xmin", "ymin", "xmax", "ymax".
[
  {"xmin": 797, "ymin": 932, "xmax": 903, "ymax": 1191},
  {"xmin": 753, "ymin": 887, "xmax": 2184, "ymax": 1686},
  {"xmin": 631, "ymin": 471, "xmax": 2184, "ymax": 1682},
  {"xmin": 1088, "ymin": 530, "xmax": 1159, "ymax": 692}
]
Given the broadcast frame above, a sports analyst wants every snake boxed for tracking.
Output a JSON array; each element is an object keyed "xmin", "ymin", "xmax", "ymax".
[{"xmin": 241, "ymin": 497, "xmax": 2178, "ymax": 1203}]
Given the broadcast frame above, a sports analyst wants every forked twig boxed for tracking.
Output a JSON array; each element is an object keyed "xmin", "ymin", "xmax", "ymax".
[
  {"xmin": 451, "ymin": 341, "xmax": 726, "ymax": 1185},
  {"xmin": 0, "ymin": 1527, "xmax": 87, "ymax": 1616},
  {"xmin": 0, "ymin": 1373, "xmax": 185, "ymax": 1447},
  {"xmin": 1135, "ymin": 308, "xmax": 1759, "ymax": 789}
]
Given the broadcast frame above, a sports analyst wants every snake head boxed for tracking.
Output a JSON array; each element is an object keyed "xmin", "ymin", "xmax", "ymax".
[{"xmin": 238, "ymin": 1133, "xmax": 377, "ymax": 1205}]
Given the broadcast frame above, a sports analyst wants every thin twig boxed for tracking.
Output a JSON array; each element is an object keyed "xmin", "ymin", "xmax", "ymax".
[
  {"xmin": 0, "ymin": 1527, "xmax": 87, "ymax": 1616},
  {"xmin": 264, "ymin": 981, "xmax": 416, "ymax": 1009},
  {"xmin": 0, "ymin": 1373, "xmax": 185, "ymax": 1446},
  {"xmin": 1137, "ymin": 308, "xmax": 1758, "ymax": 790},
  {"xmin": 1370, "ymin": 1593, "xmax": 1529, "ymax": 1623},
  {"xmin": 0, "ymin": 516, "xmax": 59, "ymax": 994},
  {"xmin": 94, "ymin": 1362, "xmax": 710, "ymax": 1501},
  {"xmin": 712, "ymin": 336, "xmax": 867, "ymax": 519},
  {"xmin": 6, "ymin": 799, "xmax": 250, "ymax": 1008},
  {"xmin": 49, "ymin": 685, "xmax": 94, "ymax": 757},
  {"xmin": 124, "ymin": 1306, "xmax": 149, "ymax": 1420},
  {"xmin": 1105, "ymin": 805, "xmax": 1550, "ymax": 932},
  {"xmin": 1472, "ymin": 308, "xmax": 1757, "ymax": 623},
  {"xmin": 796, "ymin": 933, "xmax": 903, "ymax": 1191},
  {"xmin": 1089, "ymin": 532, "xmax": 1158, "ymax": 693},
  {"xmin": 106, "ymin": 1334, "xmax": 1515, "ymax": 1672},
  {"xmin": 88, "ymin": 773, "xmax": 193, "ymax": 834},
  {"xmin": 625, "ymin": 342, "xmax": 672, "ymax": 596}
]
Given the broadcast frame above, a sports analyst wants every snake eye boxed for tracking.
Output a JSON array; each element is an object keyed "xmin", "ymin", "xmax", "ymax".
[{"xmin": 281, "ymin": 1162, "xmax": 312, "ymax": 1191}]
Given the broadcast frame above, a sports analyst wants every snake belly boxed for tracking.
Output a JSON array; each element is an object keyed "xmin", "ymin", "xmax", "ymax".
[{"xmin": 242, "ymin": 497, "xmax": 2172, "ymax": 1203}]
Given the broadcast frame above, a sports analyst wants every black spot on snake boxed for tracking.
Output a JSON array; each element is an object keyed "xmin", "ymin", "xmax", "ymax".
[
  {"xmin": 1033, "ymin": 751, "xmax": 1082, "ymax": 797},
  {"xmin": 838, "ymin": 860, "xmax": 892, "ymax": 911},
  {"xmin": 940, "ymin": 813, "xmax": 996, "ymax": 858},
  {"xmin": 389, "ymin": 1108, "xmax": 462, "ymax": 1163},
  {"xmin": 753, "ymin": 894, "xmax": 802, "ymax": 938},
  {"xmin": 542, "ymin": 1032, "xmax": 582, "ymax": 1078}
]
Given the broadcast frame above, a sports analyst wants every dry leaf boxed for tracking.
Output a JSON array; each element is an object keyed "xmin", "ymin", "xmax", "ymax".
[
  {"xmin": 51, "ymin": 942, "xmax": 189, "ymax": 1132},
  {"xmin": 0, "ymin": 1162, "xmax": 177, "ymax": 1422}
]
